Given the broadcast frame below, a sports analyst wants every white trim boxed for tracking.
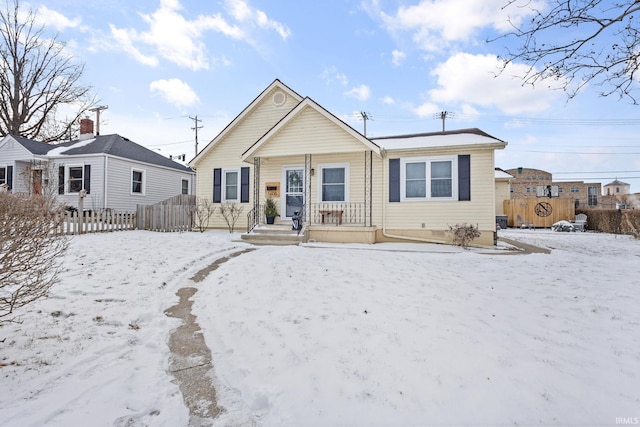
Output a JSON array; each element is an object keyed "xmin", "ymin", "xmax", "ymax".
[
  {"xmin": 221, "ymin": 168, "xmax": 240, "ymax": 202},
  {"xmin": 282, "ymin": 165, "xmax": 305, "ymax": 219},
  {"xmin": 181, "ymin": 178, "xmax": 190, "ymax": 195},
  {"xmin": 131, "ymin": 167, "xmax": 146, "ymax": 196},
  {"xmin": 316, "ymin": 162, "xmax": 350, "ymax": 203},
  {"xmin": 65, "ymin": 163, "xmax": 85, "ymax": 195},
  {"xmin": 400, "ymin": 155, "xmax": 458, "ymax": 201}
]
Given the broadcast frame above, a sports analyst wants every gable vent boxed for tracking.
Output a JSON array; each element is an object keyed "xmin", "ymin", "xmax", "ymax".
[{"xmin": 272, "ymin": 91, "xmax": 286, "ymax": 106}]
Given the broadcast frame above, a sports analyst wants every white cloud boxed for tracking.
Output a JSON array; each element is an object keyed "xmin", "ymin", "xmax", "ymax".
[
  {"xmin": 381, "ymin": 96, "xmax": 395, "ymax": 105},
  {"xmin": 149, "ymin": 78, "xmax": 199, "ymax": 108},
  {"xmin": 413, "ymin": 101, "xmax": 439, "ymax": 118},
  {"xmin": 428, "ymin": 53, "xmax": 563, "ymax": 115},
  {"xmin": 380, "ymin": 0, "xmax": 545, "ymax": 52},
  {"xmin": 35, "ymin": 6, "xmax": 82, "ymax": 31},
  {"xmin": 345, "ymin": 84, "xmax": 371, "ymax": 102},
  {"xmin": 321, "ymin": 67, "xmax": 349, "ymax": 86},
  {"xmin": 391, "ymin": 49, "xmax": 405, "ymax": 66},
  {"xmin": 225, "ymin": 0, "xmax": 291, "ymax": 40},
  {"xmin": 109, "ymin": 0, "xmax": 244, "ymax": 70}
]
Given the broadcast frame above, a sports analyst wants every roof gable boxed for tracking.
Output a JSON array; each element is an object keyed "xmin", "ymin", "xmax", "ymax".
[
  {"xmin": 190, "ymin": 79, "xmax": 304, "ymax": 167},
  {"xmin": 241, "ymin": 97, "xmax": 381, "ymax": 161},
  {"xmin": 2, "ymin": 134, "xmax": 52, "ymax": 155}
]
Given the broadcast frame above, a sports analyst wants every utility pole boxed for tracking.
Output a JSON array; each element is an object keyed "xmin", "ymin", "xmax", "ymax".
[
  {"xmin": 189, "ymin": 115, "xmax": 203, "ymax": 157},
  {"xmin": 359, "ymin": 111, "xmax": 372, "ymax": 136},
  {"xmin": 89, "ymin": 105, "xmax": 108, "ymax": 135},
  {"xmin": 434, "ymin": 111, "xmax": 454, "ymax": 132}
]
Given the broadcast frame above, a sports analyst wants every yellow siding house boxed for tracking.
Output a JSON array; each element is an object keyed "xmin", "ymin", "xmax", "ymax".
[{"xmin": 190, "ymin": 79, "xmax": 508, "ymax": 247}]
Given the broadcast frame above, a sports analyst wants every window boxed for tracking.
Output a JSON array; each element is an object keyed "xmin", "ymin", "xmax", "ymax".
[
  {"xmin": 222, "ymin": 168, "xmax": 239, "ymax": 201},
  {"xmin": 558, "ymin": 187, "xmax": 563, "ymax": 193},
  {"xmin": 68, "ymin": 166, "xmax": 84, "ymax": 193},
  {"xmin": 318, "ymin": 164, "xmax": 348, "ymax": 202},
  {"xmin": 401, "ymin": 157, "xmax": 456, "ymax": 201},
  {"xmin": 588, "ymin": 186, "xmax": 598, "ymax": 206},
  {"xmin": 181, "ymin": 178, "xmax": 189, "ymax": 195},
  {"xmin": 570, "ymin": 186, "xmax": 580, "ymax": 193},
  {"xmin": 0, "ymin": 167, "xmax": 5, "ymax": 185},
  {"xmin": 131, "ymin": 169, "xmax": 145, "ymax": 194}
]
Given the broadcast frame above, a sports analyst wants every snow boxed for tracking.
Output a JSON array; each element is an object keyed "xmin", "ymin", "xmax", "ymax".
[
  {"xmin": 372, "ymin": 133, "xmax": 503, "ymax": 150},
  {"xmin": 1, "ymin": 229, "xmax": 639, "ymax": 426},
  {"xmin": 47, "ymin": 138, "xmax": 95, "ymax": 156}
]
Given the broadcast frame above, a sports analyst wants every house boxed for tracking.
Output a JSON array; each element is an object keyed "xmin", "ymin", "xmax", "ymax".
[
  {"xmin": 190, "ymin": 79, "xmax": 507, "ymax": 246},
  {"xmin": 0, "ymin": 119, "xmax": 195, "ymax": 211}
]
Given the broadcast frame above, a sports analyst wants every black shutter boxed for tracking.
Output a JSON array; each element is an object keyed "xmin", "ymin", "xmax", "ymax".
[
  {"xmin": 213, "ymin": 168, "xmax": 221, "ymax": 202},
  {"xmin": 240, "ymin": 167, "xmax": 250, "ymax": 203},
  {"xmin": 458, "ymin": 155, "xmax": 470, "ymax": 201},
  {"xmin": 84, "ymin": 165, "xmax": 91, "ymax": 194},
  {"xmin": 6, "ymin": 165, "xmax": 12, "ymax": 190},
  {"xmin": 389, "ymin": 158, "xmax": 400, "ymax": 202},
  {"xmin": 58, "ymin": 166, "xmax": 65, "ymax": 194}
]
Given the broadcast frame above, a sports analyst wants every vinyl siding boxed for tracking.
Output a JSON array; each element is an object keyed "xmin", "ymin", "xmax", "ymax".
[
  {"xmin": 105, "ymin": 156, "xmax": 193, "ymax": 211},
  {"xmin": 0, "ymin": 139, "xmax": 34, "ymax": 193},
  {"xmin": 253, "ymin": 106, "xmax": 370, "ymax": 158},
  {"xmin": 382, "ymin": 148, "xmax": 496, "ymax": 231},
  {"xmin": 53, "ymin": 155, "xmax": 105, "ymax": 211},
  {"xmin": 194, "ymin": 87, "xmax": 298, "ymax": 228}
]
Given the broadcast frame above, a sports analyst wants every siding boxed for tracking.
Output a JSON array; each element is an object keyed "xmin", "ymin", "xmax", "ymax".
[
  {"xmin": 253, "ymin": 106, "xmax": 370, "ymax": 157},
  {"xmin": 195, "ymin": 87, "xmax": 298, "ymax": 228},
  {"xmin": 0, "ymin": 139, "xmax": 34, "ymax": 193},
  {"xmin": 382, "ymin": 148, "xmax": 497, "ymax": 231},
  {"xmin": 106, "ymin": 156, "xmax": 194, "ymax": 211}
]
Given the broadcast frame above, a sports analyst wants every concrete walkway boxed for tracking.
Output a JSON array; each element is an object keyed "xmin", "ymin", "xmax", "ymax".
[
  {"xmin": 164, "ymin": 248, "xmax": 255, "ymax": 426},
  {"xmin": 495, "ymin": 236, "xmax": 551, "ymax": 255}
]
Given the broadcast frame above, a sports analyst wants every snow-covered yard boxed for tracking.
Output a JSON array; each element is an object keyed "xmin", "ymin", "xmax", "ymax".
[{"xmin": 1, "ymin": 229, "xmax": 638, "ymax": 426}]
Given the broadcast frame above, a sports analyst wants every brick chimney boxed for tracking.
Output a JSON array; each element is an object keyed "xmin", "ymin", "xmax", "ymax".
[{"xmin": 79, "ymin": 118, "xmax": 94, "ymax": 140}]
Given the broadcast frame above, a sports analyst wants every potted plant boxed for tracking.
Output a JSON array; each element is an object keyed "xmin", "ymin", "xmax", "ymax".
[{"xmin": 264, "ymin": 198, "xmax": 279, "ymax": 224}]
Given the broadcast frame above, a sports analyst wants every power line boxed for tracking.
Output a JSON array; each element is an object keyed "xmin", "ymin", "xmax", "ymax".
[
  {"xmin": 358, "ymin": 111, "xmax": 372, "ymax": 136},
  {"xmin": 189, "ymin": 115, "xmax": 203, "ymax": 157}
]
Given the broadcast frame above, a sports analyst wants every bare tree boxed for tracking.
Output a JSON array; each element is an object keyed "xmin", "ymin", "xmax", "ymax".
[
  {"xmin": 0, "ymin": 0, "xmax": 96, "ymax": 142},
  {"xmin": 219, "ymin": 203, "xmax": 244, "ymax": 233},
  {"xmin": 0, "ymin": 192, "xmax": 68, "ymax": 320},
  {"xmin": 493, "ymin": 1, "xmax": 640, "ymax": 103},
  {"xmin": 195, "ymin": 198, "xmax": 216, "ymax": 233}
]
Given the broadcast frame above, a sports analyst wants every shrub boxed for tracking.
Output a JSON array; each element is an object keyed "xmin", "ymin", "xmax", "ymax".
[
  {"xmin": 448, "ymin": 223, "xmax": 481, "ymax": 248},
  {"xmin": 0, "ymin": 193, "xmax": 68, "ymax": 320},
  {"xmin": 219, "ymin": 202, "xmax": 244, "ymax": 233}
]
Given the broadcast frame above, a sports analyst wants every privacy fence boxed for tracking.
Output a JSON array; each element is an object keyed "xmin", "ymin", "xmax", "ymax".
[{"xmin": 136, "ymin": 194, "xmax": 196, "ymax": 232}]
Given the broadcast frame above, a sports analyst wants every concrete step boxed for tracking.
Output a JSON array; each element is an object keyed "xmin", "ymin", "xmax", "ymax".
[{"xmin": 243, "ymin": 223, "xmax": 306, "ymax": 246}]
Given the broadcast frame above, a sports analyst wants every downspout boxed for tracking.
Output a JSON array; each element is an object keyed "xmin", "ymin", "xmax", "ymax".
[
  {"xmin": 380, "ymin": 149, "xmax": 450, "ymax": 245},
  {"xmin": 103, "ymin": 155, "xmax": 108, "ymax": 209}
]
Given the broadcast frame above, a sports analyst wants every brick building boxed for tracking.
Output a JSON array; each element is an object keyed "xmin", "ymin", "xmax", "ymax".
[{"xmin": 504, "ymin": 167, "xmax": 616, "ymax": 209}]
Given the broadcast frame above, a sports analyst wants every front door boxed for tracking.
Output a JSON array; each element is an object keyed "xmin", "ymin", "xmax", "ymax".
[
  {"xmin": 283, "ymin": 166, "xmax": 304, "ymax": 220},
  {"xmin": 32, "ymin": 170, "xmax": 43, "ymax": 195}
]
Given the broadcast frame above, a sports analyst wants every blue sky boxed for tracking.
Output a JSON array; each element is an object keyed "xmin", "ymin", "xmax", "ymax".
[{"xmin": 29, "ymin": 0, "xmax": 640, "ymax": 192}]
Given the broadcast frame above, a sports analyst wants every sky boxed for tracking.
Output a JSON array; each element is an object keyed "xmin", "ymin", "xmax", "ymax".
[
  {"xmin": 1, "ymin": 229, "xmax": 639, "ymax": 425},
  {"xmin": 23, "ymin": 0, "xmax": 640, "ymax": 193}
]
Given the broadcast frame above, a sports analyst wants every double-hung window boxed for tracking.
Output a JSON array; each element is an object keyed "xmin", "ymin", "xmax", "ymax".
[
  {"xmin": 222, "ymin": 168, "xmax": 240, "ymax": 202},
  {"xmin": 318, "ymin": 163, "xmax": 348, "ymax": 202},
  {"xmin": 0, "ymin": 167, "xmax": 5, "ymax": 185},
  {"xmin": 401, "ymin": 156, "xmax": 456, "ymax": 201},
  {"xmin": 131, "ymin": 169, "xmax": 145, "ymax": 195},
  {"xmin": 181, "ymin": 178, "xmax": 189, "ymax": 195},
  {"xmin": 68, "ymin": 165, "xmax": 84, "ymax": 193}
]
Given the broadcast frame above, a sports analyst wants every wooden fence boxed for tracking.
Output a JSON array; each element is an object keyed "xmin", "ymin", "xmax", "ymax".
[
  {"xmin": 54, "ymin": 210, "xmax": 136, "ymax": 235},
  {"xmin": 136, "ymin": 194, "xmax": 196, "ymax": 232},
  {"xmin": 504, "ymin": 198, "xmax": 575, "ymax": 228}
]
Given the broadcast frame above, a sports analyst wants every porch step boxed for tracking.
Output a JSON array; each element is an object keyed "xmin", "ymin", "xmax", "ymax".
[{"xmin": 241, "ymin": 224, "xmax": 306, "ymax": 246}]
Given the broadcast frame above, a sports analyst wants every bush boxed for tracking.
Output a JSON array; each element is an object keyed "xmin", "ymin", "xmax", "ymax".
[
  {"xmin": 448, "ymin": 223, "xmax": 481, "ymax": 248},
  {"xmin": 0, "ymin": 193, "xmax": 68, "ymax": 320},
  {"xmin": 576, "ymin": 208, "xmax": 640, "ymax": 237}
]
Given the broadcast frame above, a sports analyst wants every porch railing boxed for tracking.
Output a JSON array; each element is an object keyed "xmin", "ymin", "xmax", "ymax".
[
  {"xmin": 247, "ymin": 204, "xmax": 264, "ymax": 232},
  {"xmin": 309, "ymin": 203, "xmax": 367, "ymax": 226}
]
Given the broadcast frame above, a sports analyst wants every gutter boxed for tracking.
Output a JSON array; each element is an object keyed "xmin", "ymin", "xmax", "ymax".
[{"xmin": 380, "ymin": 150, "xmax": 450, "ymax": 245}]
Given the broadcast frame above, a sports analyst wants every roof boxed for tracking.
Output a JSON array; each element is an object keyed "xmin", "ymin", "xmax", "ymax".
[
  {"xmin": 7, "ymin": 133, "xmax": 192, "ymax": 173},
  {"xmin": 241, "ymin": 96, "xmax": 381, "ymax": 162},
  {"xmin": 495, "ymin": 168, "xmax": 514, "ymax": 180},
  {"xmin": 371, "ymin": 128, "xmax": 507, "ymax": 150},
  {"xmin": 190, "ymin": 78, "xmax": 304, "ymax": 167},
  {"xmin": 605, "ymin": 179, "xmax": 629, "ymax": 186},
  {"xmin": 5, "ymin": 134, "xmax": 53, "ymax": 155}
]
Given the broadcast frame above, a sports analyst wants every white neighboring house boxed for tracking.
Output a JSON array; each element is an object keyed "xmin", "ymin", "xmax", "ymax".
[{"xmin": 0, "ymin": 120, "xmax": 195, "ymax": 212}]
